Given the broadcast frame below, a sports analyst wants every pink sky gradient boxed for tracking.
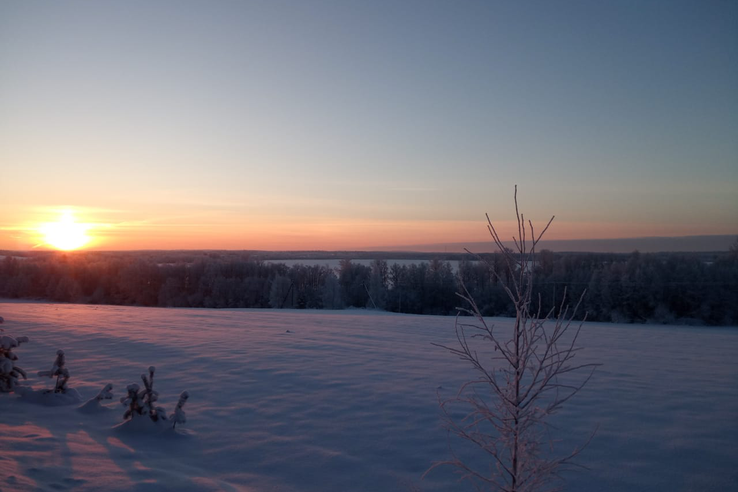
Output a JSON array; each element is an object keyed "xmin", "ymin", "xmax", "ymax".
[{"xmin": 1, "ymin": 2, "xmax": 736, "ymax": 251}]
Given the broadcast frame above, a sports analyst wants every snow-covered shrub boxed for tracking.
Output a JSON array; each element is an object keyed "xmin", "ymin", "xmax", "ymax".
[
  {"xmin": 120, "ymin": 366, "xmax": 190, "ymax": 429},
  {"xmin": 0, "ymin": 334, "xmax": 29, "ymax": 392},
  {"xmin": 37, "ymin": 349, "xmax": 71, "ymax": 393}
]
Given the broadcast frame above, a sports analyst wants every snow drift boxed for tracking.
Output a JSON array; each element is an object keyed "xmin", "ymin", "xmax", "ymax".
[{"xmin": 0, "ymin": 301, "xmax": 736, "ymax": 491}]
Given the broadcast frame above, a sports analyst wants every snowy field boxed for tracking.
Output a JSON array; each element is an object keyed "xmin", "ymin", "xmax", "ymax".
[{"xmin": 1, "ymin": 301, "xmax": 737, "ymax": 492}]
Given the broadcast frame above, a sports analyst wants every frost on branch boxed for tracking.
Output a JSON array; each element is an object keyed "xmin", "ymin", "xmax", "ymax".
[
  {"xmin": 0, "ymin": 334, "xmax": 29, "ymax": 392},
  {"xmin": 170, "ymin": 391, "xmax": 189, "ymax": 429},
  {"xmin": 37, "ymin": 349, "xmax": 71, "ymax": 393}
]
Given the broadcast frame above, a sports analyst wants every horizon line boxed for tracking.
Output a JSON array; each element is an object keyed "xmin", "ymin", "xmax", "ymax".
[{"xmin": 2, "ymin": 233, "xmax": 735, "ymax": 255}]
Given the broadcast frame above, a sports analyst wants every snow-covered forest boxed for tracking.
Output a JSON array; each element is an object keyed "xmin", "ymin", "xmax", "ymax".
[
  {"xmin": 1, "ymin": 302, "xmax": 736, "ymax": 491},
  {"xmin": 1, "ymin": 247, "xmax": 737, "ymax": 325}
]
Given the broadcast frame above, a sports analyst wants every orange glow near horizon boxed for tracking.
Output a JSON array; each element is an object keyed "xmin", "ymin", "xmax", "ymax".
[
  {"xmin": 35, "ymin": 217, "xmax": 736, "ymax": 252},
  {"xmin": 0, "ymin": 204, "xmax": 735, "ymax": 252},
  {"xmin": 38, "ymin": 211, "xmax": 92, "ymax": 251}
]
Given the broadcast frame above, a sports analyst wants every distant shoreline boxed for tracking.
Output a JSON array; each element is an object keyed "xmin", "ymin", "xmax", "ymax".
[{"xmin": 367, "ymin": 234, "xmax": 737, "ymax": 254}]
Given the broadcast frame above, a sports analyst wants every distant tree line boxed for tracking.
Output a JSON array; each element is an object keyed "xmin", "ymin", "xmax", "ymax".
[{"xmin": 0, "ymin": 247, "xmax": 736, "ymax": 325}]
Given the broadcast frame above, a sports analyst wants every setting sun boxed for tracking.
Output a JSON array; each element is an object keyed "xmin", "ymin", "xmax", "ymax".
[{"xmin": 39, "ymin": 211, "xmax": 91, "ymax": 251}]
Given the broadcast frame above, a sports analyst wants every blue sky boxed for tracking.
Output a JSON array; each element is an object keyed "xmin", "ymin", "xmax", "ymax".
[{"xmin": 1, "ymin": 1, "xmax": 736, "ymax": 250}]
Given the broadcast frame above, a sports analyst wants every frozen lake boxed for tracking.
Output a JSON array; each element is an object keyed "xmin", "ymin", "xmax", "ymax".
[{"xmin": 1, "ymin": 301, "xmax": 736, "ymax": 491}]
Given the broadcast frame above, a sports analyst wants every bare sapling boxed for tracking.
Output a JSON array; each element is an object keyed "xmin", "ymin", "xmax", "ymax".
[{"xmin": 426, "ymin": 187, "xmax": 600, "ymax": 491}]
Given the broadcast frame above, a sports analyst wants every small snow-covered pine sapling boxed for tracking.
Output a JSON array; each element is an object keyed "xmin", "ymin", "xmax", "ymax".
[
  {"xmin": 0, "ymin": 335, "xmax": 29, "ymax": 392},
  {"xmin": 140, "ymin": 366, "xmax": 164, "ymax": 421},
  {"xmin": 121, "ymin": 366, "xmax": 177, "ymax": 424},
  {"xmin": 37, "ymin": 349, "xmax": 71, "ymax": 393},
  {"xmin": 120, "ymin": 366, "xmax": 191, "ymax": 427},
  {"xmin": 170, "ymin": 391, "xmax": 189, "ymax": 429}
]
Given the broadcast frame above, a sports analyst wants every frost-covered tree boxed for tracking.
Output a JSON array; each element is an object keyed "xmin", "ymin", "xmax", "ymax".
[
  {"xmin": 367, "ymin": 259, "xmax": 389, "ymax": 309},
  {"xmin": 338, "ymin": 260, "xmax": 371, "ymax": 307},
  {"xmin": 321, "ymin": 270, "xmax": 344, "ymax": 309},
  {"xmin": 37, "ymin": 349, "xmax": 71, "ymax": 393},
  {"xmin": 730, "ymin": 237, "xmax": 738, "ymax": 260},
  {"xmin": 269, "ymin": 275, "xmax": 293, "ymax": 308},
  {"xmin": 52, "ymin": 276, "xmax": 83, "ymax": 303},
  {"xmin": 0, "ymin": 334, "xmax": 29, "ymax": 392},
  {"xmin": 427, "ymin": 187, "xmax": 600, "ymax": 491}
]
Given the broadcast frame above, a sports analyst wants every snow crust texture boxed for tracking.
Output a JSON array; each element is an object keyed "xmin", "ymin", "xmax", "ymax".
[{"xmin": 0, "ymin": 301, "xmax": 736, "ymax": 491}]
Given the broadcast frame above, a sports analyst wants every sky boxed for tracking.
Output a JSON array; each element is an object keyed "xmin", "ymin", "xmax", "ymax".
[{"xmin": 1, "ymin": 0, "xmax": 736, "ymax": 252}]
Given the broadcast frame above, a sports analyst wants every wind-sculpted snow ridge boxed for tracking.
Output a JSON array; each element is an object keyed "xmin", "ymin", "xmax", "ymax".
[
  {"xmin": 78, "ymin": 383, "xmax": 114, "ymax": 414},
  {"xmin": 0, "ymin": 301, "xmax": 737, "ymax": 492}
]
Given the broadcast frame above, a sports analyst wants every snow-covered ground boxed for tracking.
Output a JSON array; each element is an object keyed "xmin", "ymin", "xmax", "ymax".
[{"xmin": 1, "ymin": 301, "xmax": 736, "ymax": 492}]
